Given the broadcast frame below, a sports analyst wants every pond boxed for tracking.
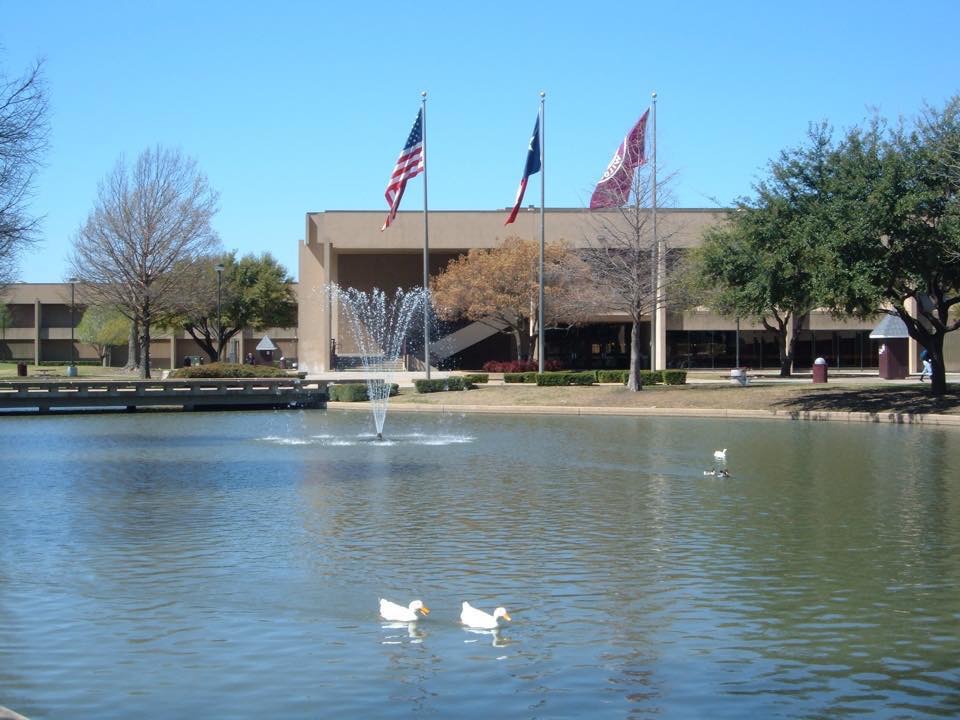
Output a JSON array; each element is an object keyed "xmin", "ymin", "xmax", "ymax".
[{"xmin": 1, "ymin": 410, "xmax": 958, "ymax": 718}]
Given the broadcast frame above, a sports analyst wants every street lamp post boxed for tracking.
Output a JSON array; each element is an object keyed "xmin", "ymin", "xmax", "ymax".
[
  {"xmin": 215, "ymin": 264, "xmax": 224, "ymax": 362},
  {"xmin": 68, "ymin": 277, "xmax": 78, "ymax": 377}
]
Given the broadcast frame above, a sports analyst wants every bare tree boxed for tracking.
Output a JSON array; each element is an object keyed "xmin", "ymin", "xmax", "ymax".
[
  {"xmin": 581, "ymin": 170, "xmax": 679, "ymax": 390},
  {"xmin": 70, "ymin": 146, "xmax": 220, "ymax": 377},
  {"xmin": 0, "ymin": 58, "xmax": 48, "ymax": 287}
]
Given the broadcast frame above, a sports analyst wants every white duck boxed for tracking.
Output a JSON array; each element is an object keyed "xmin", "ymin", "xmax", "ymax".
[
  {"xmin": 379, "ymin": 598, "xmax": 430, "ymax": 622},
  {"xmin": 714, "ymin": 448, "xmax": 727, "ymax": 460},
  {"xmin": 460, "ymin": 601, "xmax": 511, "ymax": 630}
]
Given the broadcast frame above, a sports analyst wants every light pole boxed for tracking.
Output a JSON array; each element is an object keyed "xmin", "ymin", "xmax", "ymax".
[
  {"xmin": 68, "ymin": 277, "xmax": 78, "ymax": 377},
  {"xmin": 215, "ymin": 264, "xmax": 224, "ymax": 362}
]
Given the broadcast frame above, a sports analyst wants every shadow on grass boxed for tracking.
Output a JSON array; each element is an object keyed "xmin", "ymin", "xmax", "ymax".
[{"xmin": 775, "ymin": 386, "xmax": 960, "ymax": 416}]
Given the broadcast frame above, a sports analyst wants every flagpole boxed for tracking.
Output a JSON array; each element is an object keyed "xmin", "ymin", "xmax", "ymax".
[
  {"xmin": 538, "ymin": 91, "xmax": 546, "ymax": 374},
  {"xmin": 421, "ymin": 91, "xmax": 431, "ymax": 380},
  {"xmin": 650, "ymin": 91, "xmax": 658, "ymax": 372}
]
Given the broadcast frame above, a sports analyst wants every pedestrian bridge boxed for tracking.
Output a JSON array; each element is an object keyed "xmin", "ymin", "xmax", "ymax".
[{"xmin": 0, "ymin": 378, "xmax": 327, "ymax": 413}]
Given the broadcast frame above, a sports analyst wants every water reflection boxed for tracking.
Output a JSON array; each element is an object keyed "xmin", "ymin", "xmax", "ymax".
[{"xmin": 0, "ymin": 411, "xmax": 958, "ymax": 718}]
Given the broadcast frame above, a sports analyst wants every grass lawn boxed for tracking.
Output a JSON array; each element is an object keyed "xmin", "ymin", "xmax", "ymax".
[
  {"xmin": 388, "ymin": 382, "xmax": 960, "ymax": 416},
  {"xmin": 0, "ymin": 363, "xmax": 134, "ymax": 380}
]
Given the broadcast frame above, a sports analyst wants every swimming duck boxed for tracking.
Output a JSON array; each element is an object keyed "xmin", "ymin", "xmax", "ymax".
[
  {"xmin": 460, "ymin": 601, "xmax": 511, "ymax": 629},
  {"xmin": 714, "ymin": 448, "xmax": 727, "ymax": 460},
  {"xmin": 379, "ymin": 598, "xmax": 430, "ymax": 622}
]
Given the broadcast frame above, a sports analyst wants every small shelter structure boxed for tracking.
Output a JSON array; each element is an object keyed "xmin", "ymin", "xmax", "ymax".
[
  {"xmin": 255, "ymin": 335, "xmax": 279, "ymax": 364},
  {"xmin": 869, "ymin": 315, "xmax": 909, "ymax": 379}
]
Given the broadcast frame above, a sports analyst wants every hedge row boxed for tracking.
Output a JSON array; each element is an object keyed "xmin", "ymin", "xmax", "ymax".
[
  {"xmin": 463, "ymin": 373, "xmax": 489, "ymax": 384},
  {"xmin": 37, "ymin": 360, "xmax": 104, "ymax": 367},
  {"xmin": 328, "ymin": 382, "xmax": 400, "ymax": 402},
  {"xmin": 170, "ymin": 362, "xmax": 291, "ymax": 379},
  {"xmin": 535, "ymin": 371, "xmax": 597, "ymax": 386},
  {"xmin": 414, "ymin": 376, "xmax": 475, "ymax": 393},
  {"xmin": 503, "ymin": 368, "xmax": 687, "ymax": 386},
  {"xmin": 504, "ymin": 371, "xmax": 539, "ymax": 383}
]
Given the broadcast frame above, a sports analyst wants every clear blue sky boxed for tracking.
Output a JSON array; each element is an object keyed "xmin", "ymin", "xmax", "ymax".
[{"xmin": 3, "ymin": 0, "xmax": 958, "ymax": 283}]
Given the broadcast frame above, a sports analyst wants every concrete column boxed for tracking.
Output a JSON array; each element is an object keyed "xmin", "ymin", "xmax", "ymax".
[
  {"xmin": 654, "ymin": 239, "xmax": 667, "ymax": 370},
  {"xmin": 34, "ymin": 298, "xmax": 41, "ymax": 365},
  {"xmin": 170, "ymin": 335, "xmax": 176, "ymax": 370},
  {"xmin": 297, "ymin": 231, "xmax": 332, "ymax": 373}
]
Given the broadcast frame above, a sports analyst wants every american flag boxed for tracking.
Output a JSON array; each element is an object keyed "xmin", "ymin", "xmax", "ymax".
[{"xmin": 381, "ymin": 109, "xmax": 425, "ymax": 230}]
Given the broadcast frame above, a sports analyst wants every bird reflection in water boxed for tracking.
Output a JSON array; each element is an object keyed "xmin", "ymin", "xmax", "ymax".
[
  {"xmin": 381, "ymin": 621, "xmax": 426, "ymax": 644},
  {"xmin": 462, "ymin": 627, "xmax": 513, "ymax": 648}
]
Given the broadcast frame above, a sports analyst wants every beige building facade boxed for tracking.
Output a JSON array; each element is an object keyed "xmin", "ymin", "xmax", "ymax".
[
  {"xmin": 297, "ymin": 208, "xmax": 942, "ymax": 374},
  {"xmin": 0, "ymin": 283, "xmax": 298, "ymax": 369}
]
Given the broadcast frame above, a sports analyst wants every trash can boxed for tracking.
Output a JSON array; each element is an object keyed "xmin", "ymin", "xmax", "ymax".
[
  {"xmin": 16, "ymin": 362, "xmax": 27, "ymax": 377},
  {"xmin": 729, "ymin": 368, "xmax": 748, "ymax": 386},
  {"xmin": 812, "ymin": 357, "xmax": 828, "ymax": 383}
]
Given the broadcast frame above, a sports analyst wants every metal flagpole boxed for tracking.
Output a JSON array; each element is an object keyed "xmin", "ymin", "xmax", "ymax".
[
  {"xmin": 650, "ymin": 91, "xmax": 658, "ymax": 372},
  {"xmin": 538, "ymin": 91, "xmax": 545, "ymax": 374},
  {"xmin": 421, "ymin": 91, "xmax": 431, "ymax": 380}
]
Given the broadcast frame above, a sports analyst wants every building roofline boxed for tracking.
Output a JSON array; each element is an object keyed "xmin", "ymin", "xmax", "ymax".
[{"xmin": 307, "ymin": 207, "xmax": 728, "ymax": 216}]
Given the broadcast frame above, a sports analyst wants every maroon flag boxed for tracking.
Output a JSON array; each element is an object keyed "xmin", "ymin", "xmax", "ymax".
[
  {"xmin": 589, "ymin": 109, "xmax": 649, "ymax": 209},
  {"xmin": 381, "ymin": 109, "xmax": 425, "ymax": 231}
]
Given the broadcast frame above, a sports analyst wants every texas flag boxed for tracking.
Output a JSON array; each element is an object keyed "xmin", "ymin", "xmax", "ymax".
[
  {"xmin": 505, "ymin": 112, "xmax": 542, "ymax": 225},
  {"xmin": 589, "ymin": 109, "xmax": 649, "ymax": 209}
]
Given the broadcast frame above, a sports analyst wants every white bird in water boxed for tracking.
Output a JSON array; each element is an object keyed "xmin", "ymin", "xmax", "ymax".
[
  {"xmin": 460, "ymin": 601, "xmax": 511, "ymax": 629},
  {"xmin": 379, "ymin": 598, "xmax": 430, "ymax": 622},
  {"xmin": 714, "ymin": 448, "xmax": 727, "ymax": 460}
]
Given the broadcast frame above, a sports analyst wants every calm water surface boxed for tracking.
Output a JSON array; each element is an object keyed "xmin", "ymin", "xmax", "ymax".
[{"xmin": 1, "ymin": 409, "xmax": 958, "ymax": 718}]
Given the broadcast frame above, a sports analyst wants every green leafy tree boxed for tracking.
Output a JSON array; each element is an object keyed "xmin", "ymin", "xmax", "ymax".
[
  {"xmin": 75, "ymin": 304, "xmax": 129, "ymax": 365},
  {"xmin": 161, "ymin": 252, "xmax": 297, "ymax": 361},
  {"xmin": 693, "ymin": 125, "xmax": 832, "ymax": 376},
  {"xmin": 817, "ymin": 99, "xmax": 960, "ymax": 396}
]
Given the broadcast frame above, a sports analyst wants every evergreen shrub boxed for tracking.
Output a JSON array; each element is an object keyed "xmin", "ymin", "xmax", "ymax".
[
  {"xmin": 661, "ymin": 370, "xmax": 687, "ymax": 385},
  {"xmin": 170, "ymin": 362, "xmax": 289, "ymax": 379}
]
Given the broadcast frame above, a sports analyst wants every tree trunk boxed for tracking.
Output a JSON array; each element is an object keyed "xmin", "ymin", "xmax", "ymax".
[
  {"xmin": 919, "ymin": 333, "xmax": 947, "ymax": 397},
  {"xmin": 125, "ymin": 320, "xmax": 139, "ymax": 372},
  {"xmin": 626, "ymin": 320, "xmax": 643, "ymax": 391},
  {"xmin": 777, "ymin": 313, "xmax": 803, "ymax": 377},
  {"xmin": 511, "ymin": 327, "xmax": 524, "ymax": 361},
  {"xmin": 139, "ymin": 302, "xmax": 151, "ymax": 379}
]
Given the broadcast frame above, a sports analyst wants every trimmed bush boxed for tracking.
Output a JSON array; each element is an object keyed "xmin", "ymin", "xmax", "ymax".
[
  {"xmin": 597, "ymin": 370, "xmax": 628, "ymax": 384},
  {"xmin": 38, "ymin": 360, "xmax": 103, "ymax": 367},
  {"xmin": 503, "ymin": 372, "xmax": 526, "ymax": 383},
  {"xmin": 535, "ymin": 371, "xmax": 594, "ymax": 386},
  {"xmin": 535, "ymin": 371, "xmax": 569, "ymax": 386},
  {"xmin": 170, "ymin": 362, "xmax": 289, "ymax": 379},
  {"xmin": 661, "ymin": 369, "xmax": 687, "ymax": 385},
  {"xmin": 414, "ymin": 376, "xmax": 472, "ymax": 393},
  {"xmin": 328, "ymin": 382, "xmax": 399, "ymax": 401},
  {"xmin": 446, "ymin": 376, "xmax": 468, "ymax": 391},
  {"xmin": 463, "ymin": 373, "xmax": 489, "ymax": 384},
  {"xmin": 640, "ymin": 370, "xmax": 661, "ymax": 386}
]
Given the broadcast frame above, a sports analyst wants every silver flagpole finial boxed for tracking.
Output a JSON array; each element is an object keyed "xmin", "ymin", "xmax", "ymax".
[
  {"xmin": 651, "ymin": 91, "xmax": 657, "ymax": 100},
  {"xmin": 421, "ymin": 91, "xmax": 427, "ymax": 98},
  {"xmin": 540, "ymin": 90, "xmax": 545, "ymax": 98}
]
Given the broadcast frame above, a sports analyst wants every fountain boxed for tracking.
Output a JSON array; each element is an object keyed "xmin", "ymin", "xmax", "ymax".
[{"xmin": 329, "ymin": 285, "xmax": 426, "ymax": 440}]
